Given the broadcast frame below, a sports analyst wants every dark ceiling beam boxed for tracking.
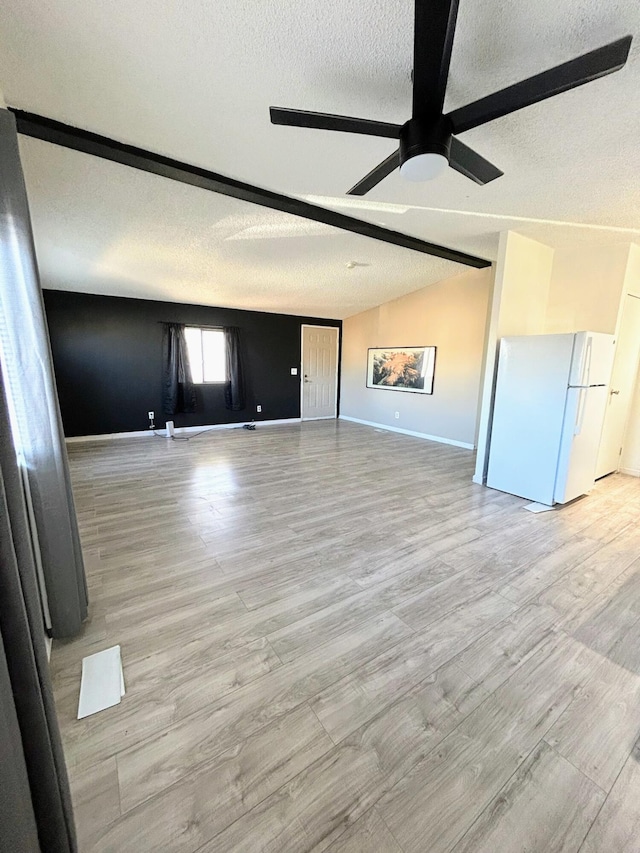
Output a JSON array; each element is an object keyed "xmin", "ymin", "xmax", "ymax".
[{"xmin": 10, "ymin": 108, "xmax": 490, "ymax": 269}]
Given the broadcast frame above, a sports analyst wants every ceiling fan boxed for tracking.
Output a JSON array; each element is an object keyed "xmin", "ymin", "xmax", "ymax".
[{"xmin": 270, "ymin": 1, "xmax": 632, "ymax": 196}]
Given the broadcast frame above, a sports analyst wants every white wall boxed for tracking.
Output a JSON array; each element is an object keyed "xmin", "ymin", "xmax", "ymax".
[
  {"xmin": 622, "ymin": 368, "xmax": 640, "ymax": 476},
  {"xmin": 340, "ymin": 234, "xmax": 640, "ymax": 471},
  {"xmin": 620, "ymin": 244, "xmax": 640, "ymax": 476},
  {"xmin": 340, "ymin": 267, "xmax": 492, "ymax": 448},
  {"xmin": 545, "ymin": 243, "xmax": 630, "ymax": 334},
  {"xmin": 623, "ymin": 242, "xmax": 640, "ymax": 300}
]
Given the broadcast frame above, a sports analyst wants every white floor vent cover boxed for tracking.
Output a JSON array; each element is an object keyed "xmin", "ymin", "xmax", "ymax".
[
  {"xmin": 524, "ymin": 502, "xmax": 556, "ymax": 513},
  {"xmin": 77, "ymin": 645, "xmax": 125, "ymax": 719}
]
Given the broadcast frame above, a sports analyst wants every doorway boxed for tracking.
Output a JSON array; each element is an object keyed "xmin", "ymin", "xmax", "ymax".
[
  {"xmin": 300, "ymin": 325, "xmax": 339, "ymax": 420},
  {"xmin": 596, "ymin": 294, "xmax": 640, "ymax": 478}
]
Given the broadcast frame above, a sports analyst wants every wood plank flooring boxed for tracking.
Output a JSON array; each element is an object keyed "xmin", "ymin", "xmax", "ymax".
[{"xmin": 51, "ymin": 420, "xmax": 640, "ymax": 852}]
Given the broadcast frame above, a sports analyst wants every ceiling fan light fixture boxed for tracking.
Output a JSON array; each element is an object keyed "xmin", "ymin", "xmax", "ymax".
[
  {"xmin": 399, "ymin": 152, "xmax": 448, "ymax": 182},
  {"xmin": 398, "ymin": 116, "xmax": 452, "ymax": 183}
]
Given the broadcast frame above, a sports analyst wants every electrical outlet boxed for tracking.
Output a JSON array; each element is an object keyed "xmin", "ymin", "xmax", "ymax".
[
  {"xmin": 394, "ymin": 411, "xmax": 400, "ymax": 419},
  {"xmin": 256, "ymin": 405, "xmax": 262, "ymax": 413},
  {"xmin": 148, "ymin": 411, "xmax": 154, "ymax": 420}
]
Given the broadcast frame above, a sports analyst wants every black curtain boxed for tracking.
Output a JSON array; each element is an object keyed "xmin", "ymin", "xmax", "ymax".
[
  {"xmin": 0, "ymin": 364, "xmax": 77, "ymax": 852},
  {"xmin": 224, "ymin": 326, "xmax": 246, "ymax": 411},
  {"xmin": 162, "ymin": 323, "xmax": 196, "ymax": 415}
]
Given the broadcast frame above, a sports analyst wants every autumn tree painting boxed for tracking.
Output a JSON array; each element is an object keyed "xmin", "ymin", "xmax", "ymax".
[{"xmin": 367, "ymin": 347, "xmax": 436, "ymax": 394}]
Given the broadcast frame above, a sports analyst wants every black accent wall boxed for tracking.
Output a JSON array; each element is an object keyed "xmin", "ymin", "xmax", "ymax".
[{"xmin": 43, "ymin": 290, "xmax": 341, "ymax": 437}]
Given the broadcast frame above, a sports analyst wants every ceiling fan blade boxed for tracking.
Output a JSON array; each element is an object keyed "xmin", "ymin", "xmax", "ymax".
[
  {"xmin": 270, "ymin": 107, "xmax": 401, "ymax": 139},
  {"xmin": 412, "ymin": 0, "xmax": 460, "ymax": 118},
  {"xmin": 449, "ymin": 137, "xmax": 503, "ymax": 185},
  {"xmin": 447, "ymin": 35, "xmax": 632, "ymax": 134},
  {"xmin": 347, "ymin": 150, "xmax": 400, "ymax": 196}
]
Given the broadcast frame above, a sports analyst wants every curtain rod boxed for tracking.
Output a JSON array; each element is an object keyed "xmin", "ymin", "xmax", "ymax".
[{"xmin": 157, "ymin": 322, "xmax": 226, "ymax": 330}]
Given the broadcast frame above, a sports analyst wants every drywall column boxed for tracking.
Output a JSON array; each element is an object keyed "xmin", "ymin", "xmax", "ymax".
[
  {"xmin": 620, "ymin": 244, "xmax": 640, "ymax": 475},
  {"xmin": 473, "ymin": 231, "xmax": 554, "ymax": 483}
]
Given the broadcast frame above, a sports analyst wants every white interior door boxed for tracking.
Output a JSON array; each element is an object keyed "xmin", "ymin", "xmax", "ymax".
[
  {"xmin": 596, "ymin": 295, "xmax": 640, "ymax": 478},
  {"xmin": 301, "ymin": 325, "xmax": 339, "ymax": 420}
]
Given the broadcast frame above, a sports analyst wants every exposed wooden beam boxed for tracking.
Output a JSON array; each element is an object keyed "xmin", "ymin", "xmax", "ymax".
[{"xmin": 11, "ymin": 108, "xmax": 490, "ymax": 269}]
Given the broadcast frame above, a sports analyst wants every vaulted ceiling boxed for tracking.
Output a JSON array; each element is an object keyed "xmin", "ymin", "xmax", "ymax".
[{"xmin": 1, "ymin": 0, "xmax": 639, "ymax": 318}]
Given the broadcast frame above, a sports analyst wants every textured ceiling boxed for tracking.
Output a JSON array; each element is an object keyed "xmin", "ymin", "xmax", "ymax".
[{"xmin": 1, "ymin": 0, "xmax": 640, "ymax": 318}]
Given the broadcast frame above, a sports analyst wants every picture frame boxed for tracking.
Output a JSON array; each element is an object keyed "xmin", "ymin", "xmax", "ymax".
[{"xmin": 366, "ymin": 346, "xmax": 436, "ymax": 395}]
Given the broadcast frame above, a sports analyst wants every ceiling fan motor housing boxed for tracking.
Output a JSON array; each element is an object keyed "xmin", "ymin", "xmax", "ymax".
[{"xmin": 400, "ymin": 115, "xmax": 453, "ymax": 168}]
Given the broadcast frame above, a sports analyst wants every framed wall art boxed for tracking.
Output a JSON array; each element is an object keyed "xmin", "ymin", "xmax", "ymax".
[{"xmin": 366, "ymin": 346, "xmax": 436, "ymax": 394}]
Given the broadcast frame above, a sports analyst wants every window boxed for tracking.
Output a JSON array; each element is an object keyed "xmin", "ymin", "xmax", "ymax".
[{"xmin": 185, "ymin": 327, "xmax": 226, "ymax": 384}]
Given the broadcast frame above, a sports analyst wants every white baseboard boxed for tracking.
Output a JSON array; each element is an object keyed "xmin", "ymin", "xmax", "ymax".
[
  {"xmin": 65, "ymin": 417, "xmax": 302, "ymax": 443},
  {"xmin": 302, "ymin": 415, "xmax": 337, "ymax": 421},
  {"xmin": 339, "ymin": 415, "xmax": 475, "ymax": 450},
  {"xmin": 620, "ymin": 466, "xmax": 640, "ymax": 477},
  {"xmin": 66, "ymin": 429, "xmax": 157, "ymax": 442}
]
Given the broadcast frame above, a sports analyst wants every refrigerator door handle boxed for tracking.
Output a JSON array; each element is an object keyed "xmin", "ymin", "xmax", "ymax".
[{"xmin": 574, "ymin": 387, "xmax": 588, "ymax": 435}]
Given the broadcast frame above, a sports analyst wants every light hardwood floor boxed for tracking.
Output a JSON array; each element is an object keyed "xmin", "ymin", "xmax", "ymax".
[{"xmin": 52, "ymin": 420, "xmax": 640, "ymax": 852}]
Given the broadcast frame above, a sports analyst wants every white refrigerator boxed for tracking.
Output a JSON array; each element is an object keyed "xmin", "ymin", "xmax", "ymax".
[{"xmin": 486, "ymin": 332, "xmax": 615, "ymax": 506}]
